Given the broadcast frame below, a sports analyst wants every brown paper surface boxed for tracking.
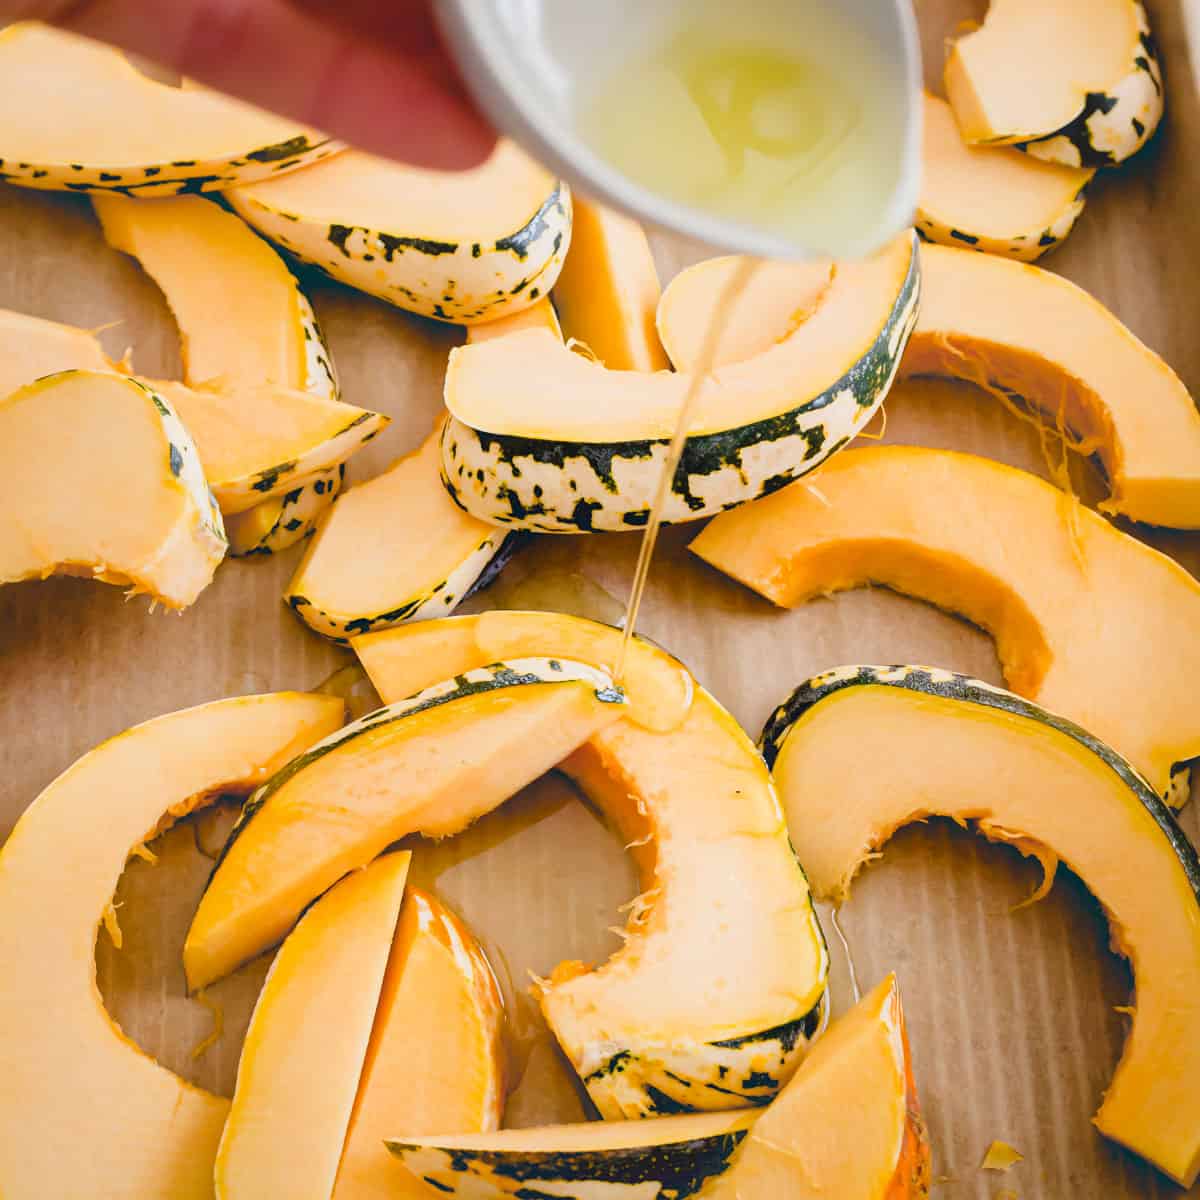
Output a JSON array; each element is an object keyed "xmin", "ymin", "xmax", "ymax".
[{"xmin": 2, "ymin": 1, "xmax": 1199, "ymax": 1196}]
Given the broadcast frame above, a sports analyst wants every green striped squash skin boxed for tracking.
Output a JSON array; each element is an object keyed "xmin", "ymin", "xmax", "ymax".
[
  {"xmin": 227, "ymin": 465, "xmax": 343, "ymax": 558},
  {"xmin": 758, "ymin": 664, "xmax": 1200, "ymax": 899},
  {"xmin": 1017, "ymin": 2, "xmax": 1163, "ymax": 168},
  {"xmin": 439, "ymin": 233, "xmax": 920, "ymax": 533},
  {"xmin": 228, "ymin": 184, "xmax": 572, "ymax": 323},
  {"xmin": 386, "ymin": 1129, "xmax": 750, "ymax": 1200},
  {"xmin": 0, "ymin": 137, "xmax": 341, "ymax": 195}
]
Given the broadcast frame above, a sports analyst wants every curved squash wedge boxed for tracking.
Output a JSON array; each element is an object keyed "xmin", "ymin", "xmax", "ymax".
[
  {"xmin": 466, "ymin": 297, "xmax": 562, "ymax": 344},
  {"xmin": 760, "ymin": 665, "xmax": 1200, "ymax": 1187},
  {"xmin": 0, "ymin": 691, "xmax": 344, "ymax": 1200},
  {"xmin": 286, "ymin": 429, "xmax": 520, "ymax": 641},
  {"xmin": 918, "ymin": 92, "xmax": 1093, "ymax": 261},
  {"xmin": 216, "ymin": 853, "xmax": 412, "ymax": 1200},
  {"xmin": 0, "ymin": 24, "xmax": 337, "ymax": 193},
  {"xmin": 184, "ymin": 660, "xmax": 627, "ymax": 990},
  {"xmin": 690, "ymin": 445, "xmax": 1200, "ymax": 800},
  {"xmin": 333, "ymin": 887, "xmax": 506, "ymax": 1200},
  {"xmin": 225, "ymin": 464, "xmax": 344, "ymax": 557},
  {"xmin": 944, "ymin": 0, "xmax": 1163, "ymax": 167},
  {"xmin": 551, "ymin": 194, "xmax": 670, "ymax": 370},
  {"xmin": 227, "ymin": 142, "xmax": 570, "ymax": 323},
  {"xmin": 0, "ymin": 370, "xmax": 225, "ymax": 608},
  {"xmin": 441, "ymin": 231, "xmax": 918, "ymax": 531},
  {"xmin": 387, "ymin": 974, "xmax": 930, "ymax": 1199},
  {"xmin": 357, "ymin": 613, "xmax": 827, "ymax": 1120}
]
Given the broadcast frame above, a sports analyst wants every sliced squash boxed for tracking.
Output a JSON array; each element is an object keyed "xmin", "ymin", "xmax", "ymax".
[
  {"xmin": 333, "ymin": 888, "xmax": 506, "ymax": 1200},
  {"xmin": 185, "ymin": 660, "xmax": 626, "ymax": 990},
  {"xmin": 225, "ymin": 465, "xmax": 344, "ymax": 557},
  {"xmin": 760, "ymin": 665, "xmax": 1200, "ymax": 1186},
  {"xmin": 0, "ymin": 23, "xmax": 337, "ymax": 193},
  {"xmin": 286, "ymin": 428, "xmax": 519, "ymax": 641},
  {"xmin": 359, "ymin": 613, "xmax": 827, "ymax": 1120},
  {"xmin": 466, "ymin": 297, "xmax": 562, "ymax": 344},
  {"xmin": 0, "ymin": 691, "xmax": 343, "ymax": 1200},
  {"xmin": 387, "ymin": 974, "xmax": 930, "ymax": 1199},
  {"xmin": 93, "ymin": 193, "xmax": 337, "ymax": 398},
  {"xmin": 226, "ymin": 142, "xmax": 570, "ymax": 322},
  {"xmin": 551, "ymin": 194, "xmax": 670, "ymax": 370},
  {"xmin": 944, "ymin": 0, "xmax": 1163, "ymax": 167},
  {"xmin": 918, "ymin": 92, "xmax": 1093, "ymax": 261},
  {"xmin": 690, "ymin": 445, "xmax": 1200, "ymax": 800},
  {"xmin": 352, "ymin": 610, "xmax": 694, "ymax": 733},
  {"xmin": 440, "ymin": 231, "xmax": 919, "ymax": 531},
  {"xmin": 0, "ymin": 370, "xmax": 225, "ymax": 608},
  {"xmin": 215, "ymin": 853, "xmax": 412, "ymax": 1200}
]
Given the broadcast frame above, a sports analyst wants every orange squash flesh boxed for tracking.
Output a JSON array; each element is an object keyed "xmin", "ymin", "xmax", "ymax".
[{"xmin": 690, "ymin": 445, "xmax": 1200, "ymax": 798}]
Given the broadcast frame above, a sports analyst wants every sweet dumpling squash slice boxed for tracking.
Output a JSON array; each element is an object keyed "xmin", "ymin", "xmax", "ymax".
[
  {"xmin": 761, "ymin": 665, "xmax": 1200, "ymax": 1187},
  {"xmin": 690, "ymin": 446, "xmax": 1200, "ymax": 801},
  {"xmin": 0, "ymin": 691, "xmax": 344, "ymax": 1200},
  {"xmin": 944, "ymin": 0, "xmax": 1163, "ymax": 167},
  {"xmin": 387, "ymin": 974, "xmax": 930, "ymax": 1199},
  {"xmin": 185, "ymin": 660, "xmax": 627, "ymax": 990},
  {"xmin": 224, "ymin": 465, "xmax": 344, "ymax": 557},
  {"xmin": 0, "ymin": 23, "xmax": 337, "ymax": 193},
  {"xmin": 215, "ymin": 853, "xmax": 412, "ymax": 1200},
  {"xmin": 332, "ymin": 888, "xmax": 506, "ymax": 1200},
  {"xmin": 0, "ymin": 370, "xmax": 225, "ymax": 609},
  {"xmin": 466, "ymin": 297, "xmax": 562, "ymax": 344}
]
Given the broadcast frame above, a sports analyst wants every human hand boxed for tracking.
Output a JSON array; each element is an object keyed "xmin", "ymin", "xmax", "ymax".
[{"xmin": 11, "ymin": 0, "xmax": 496, "ymax": 169}]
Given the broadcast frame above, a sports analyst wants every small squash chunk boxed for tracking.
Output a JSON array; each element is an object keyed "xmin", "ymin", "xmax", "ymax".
[
  {"xmin": 227, "ymin": 142, "xmax": 570, "ymax": 322},
  {"xmin": 93, "ymin": 194, "xmax": 337, "ymax": 398},
  {"xmin": 690, "ymin": 445, "xmax": 1200, "ymax": 800},
  {"xmin": 441, "ymin": 232, "xmax": 918, "ymax": 531},
  {"xmin": 286, "ymin": 429, "xmax": 519, "ymax": 642},
  {"xmin": 185, "ymin": 660, "xmax": 626, "ymax": 990},
  {"xmin": 359, "ymin": 616, "xmax": 827, "ymax": 1119},
  {"xmin": 216, "ymin": 853, "xmax": 412, "ymax": 1200},
  {"xmin": 551, "ymin": 194, "xmax": 670, "ymax": 370},
  {"xmin": 0, "ymin": 370, "xmax": 225, "ymax": 608},
  {"xmin": 352, "ymin": 610, "xmax": 693, "ymax": 733},
  {"xmin": 918, "ymin": 93, "xmax": 1093, "ymax": 261},
  {"xmin": 0, "ymin": 24, "xmax": 337, "ymax": 193},
  {"xmin": 944, "ymin": 0, "xmax": 1163, "ymax": 167},
  {"xmin": 388, "ymin": 975, "xmax": 930, "ymax": 1200},
  {"xmin": 903, "ymin": 245, "xmax": 1200, "ymax": 529},
  {"xmin": 0, "ymin": 692, "xmax": 344, "ymax": 1200},
  {"xmin": 466, "ymin": 297, "xmax": 562, "ymax": 344},
  {"xmin": 225, "ymin": 464, "xmax": 345, "ymax": 557},
  {"xmin": 333, "ymin": 888, "xmax": 506, "ymax": 1200},
  {"xmin": 761, "ymin": 666, "xmax": 1200, "ymax": 1186}
]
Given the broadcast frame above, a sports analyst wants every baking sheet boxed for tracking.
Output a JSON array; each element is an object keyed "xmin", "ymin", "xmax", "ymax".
[{"xmin": 2, "ymin": 1, "xmax": 1199, "ymax": 1195}]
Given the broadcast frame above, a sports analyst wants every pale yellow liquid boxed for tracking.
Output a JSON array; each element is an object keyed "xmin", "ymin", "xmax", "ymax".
[{"xmin": 577, "ymin": 5, "xmax": 907, "ymax": 256}]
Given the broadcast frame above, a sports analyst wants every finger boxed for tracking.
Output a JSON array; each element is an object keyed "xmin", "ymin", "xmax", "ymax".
[{"xmin": 45, "ymin": 0, "xmax": 496, "ymax": 170}]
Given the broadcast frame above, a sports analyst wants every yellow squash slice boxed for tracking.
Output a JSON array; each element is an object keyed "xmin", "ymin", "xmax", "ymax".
[
  {"xmin": 761, "ymin": 665, "xmax": 1200, "ymax": 1186},
  {"xmin": 185, "ymin": 659, "xmax": 627, "ymax": 990},
  {"xmin": 944, "ymin": 0, "xmax": 1163, "ymax": 167},
  {"xmin": 441, "ymin": 232, "xmax": 919, "ymax": 530},
  {"xmin": 227, "ymin": 141, "xmax": 570, "ymax": 323},
  {"xmin": 918, "ymin": 92, "xmax": 1093, "ymax": 261},
  {"xmin": 690, "ymin": 445, "xmax": 1200, "ymax": 800},
  {"xmin": 0, "ymin": 370, "xmax": 225, "ymax": 608},
  {"xmin": 333, "ymin": 888, "xmax": 506, "ymax": 1200},
  {"xmin": 357, "ymin": 613, "xmax": 828, "ymax": 1119},
  {"xmin": 224, "ymin": 464, "xmax": 344, "ymax": 557},
  {"xmin": 216, "ymin": 853, "xmax": 412, "ymax": 1200},
  {"xmin": 286, "ymin": 428, "xmax": 519, "ymax": 641},
  {"xmin": 387, "ymin": 975, "xmax": 930, "ymax": 1199},
  {"xmin": 466, "ymin": 297, "xmax": 562, "ymax": 344},
  {"xmin": 0, "ymin": 691, "xmax": 344, "ymax": 1200},
  {"xmin": 0, "ymin": 23, "xmax": 337, "ymax": 193},
  {"xmin": 551, "ymin": 194, "xmax": 670, "ymax": 370}
]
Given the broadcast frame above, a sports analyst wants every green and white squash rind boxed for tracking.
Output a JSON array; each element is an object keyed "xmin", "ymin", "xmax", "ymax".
[
  {"xmin": 226, "ymin": 465, "xmax": 343, "ymax": 557},
  {"xmin": 285, "ymin": 528, "xmax": 522, "ymax": 644},
  {"xmin": 216, "ymin": 659, "xmax": 624, "ymax": 866},
  {"xmin": 228, "ymin": 184, "xmax": 572, "ymax": 324},
  {"xmin": 1017, "ymin": 3, "xmax": 1164, "ymax": 168},
  {"xmin": 385, "ymin": 1112, "xmax": 755, "ymax": 1200},
  {"xmin": 295, "ymin": 289, "xmax": 339, "ymax": 401},
  {"xmin": 439, "ymin": 235, "xmax": 920, "ymax": 532},
  {"xmin": 916, "ymin": 186, "xmax": 1088, "ymax": 263}
]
